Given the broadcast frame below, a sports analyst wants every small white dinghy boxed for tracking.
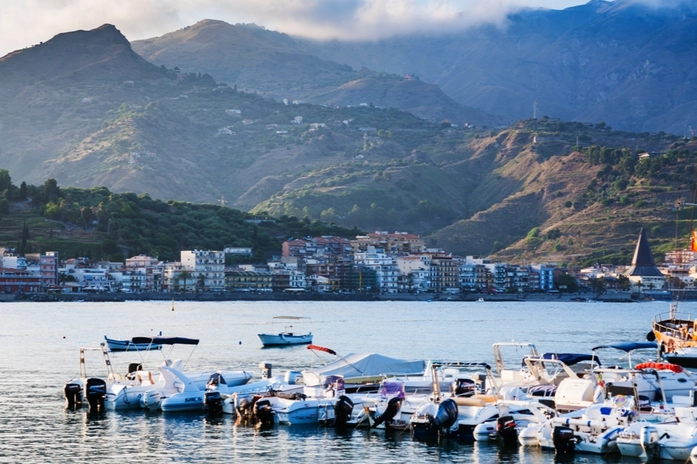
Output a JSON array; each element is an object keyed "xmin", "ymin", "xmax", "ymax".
[{"xmin": 258, "ymin": 316, "xmax": 312, "ymax": 347}]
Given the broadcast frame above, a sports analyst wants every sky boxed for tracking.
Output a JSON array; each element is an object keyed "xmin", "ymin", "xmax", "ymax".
[{"xmin": 0, "ymin": 0, "xmax": 592, "ymax": 57}]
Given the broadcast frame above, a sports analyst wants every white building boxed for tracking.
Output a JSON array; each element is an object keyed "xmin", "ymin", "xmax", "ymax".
[
  {"xmin": 180, "ymin": 250, "xmax": 225, "ymax": 292},
  {"xmin": 354, "ymin": 246, "xmax": 399, "ymax": 293}
]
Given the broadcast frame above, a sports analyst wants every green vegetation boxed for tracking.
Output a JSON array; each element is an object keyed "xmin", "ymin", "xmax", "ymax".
[{"xmin": 0, "ymin": 172, "xmax": 360, "ymax": 262}]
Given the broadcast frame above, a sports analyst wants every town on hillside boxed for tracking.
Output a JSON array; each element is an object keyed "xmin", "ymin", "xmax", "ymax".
[{"xmin": 0, "ymin": 228, "xmax": 687, "ymax": 300}]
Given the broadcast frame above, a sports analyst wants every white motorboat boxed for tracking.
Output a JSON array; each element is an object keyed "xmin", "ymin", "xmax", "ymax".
[
  {"xmin": 258, "ymin": 316, "xmax": 312, "ymax": 347},
  {"xmin": 618, "ymin": 399, "xmax": 697, "ymax": 461},
  {"xmin": 472, "ymin": 400, "xmax": 557, "ymax": 446},
  {"xmin": 264, "ymin": 376, "xmax": 352, "ymax": 426},
  {"xmin": 537, "ymin": 395, "xmax": 639, "ymax": 455},
  {"xmin": 523, "ymin": 357, "xmax": 696, "ymax": 455},
  {"xmin": 65, "ymin": 337, "xmax": 254, "ymax": 412}
]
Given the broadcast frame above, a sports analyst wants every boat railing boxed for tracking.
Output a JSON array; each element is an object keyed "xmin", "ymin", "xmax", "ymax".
[
  {"xmin": 653, "ymin": 315, "xmax": 697, "ymax": 344},
  {"xmin": 653, "ymin": 312, "xmax": 693, "ymax": 324}
]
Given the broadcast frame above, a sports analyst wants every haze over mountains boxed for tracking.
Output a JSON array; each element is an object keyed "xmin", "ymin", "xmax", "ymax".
[
  {"xmin": 132, "ymin": 0, "xmax": 697, "ymax": 134},
  {"xmin": 0, "ymin": 1, "xmax": 696, "ymax": 265}
]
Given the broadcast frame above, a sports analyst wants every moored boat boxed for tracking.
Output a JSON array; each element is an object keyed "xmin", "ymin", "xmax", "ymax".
[
  {"xmin": 258, "ymin": 316, "xmax": 313, "ymax": 347},
  {"xmin": 104, "ymin": 335, "xmax": 163, "ymax": 352}
]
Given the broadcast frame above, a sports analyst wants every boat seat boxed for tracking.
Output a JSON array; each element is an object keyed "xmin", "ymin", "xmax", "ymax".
[
  {"xmin": 128, "ymin": 363, "xmax": 143, "ymax": 373},
  {"xmin": 453, "ymin": 395, "xmax": 497, "ymax": 407}
]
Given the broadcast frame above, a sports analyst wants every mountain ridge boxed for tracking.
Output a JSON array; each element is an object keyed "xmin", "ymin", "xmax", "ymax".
[{"xmin": 0, "ymin": 22, "xmax": 695, "ymax": 266}]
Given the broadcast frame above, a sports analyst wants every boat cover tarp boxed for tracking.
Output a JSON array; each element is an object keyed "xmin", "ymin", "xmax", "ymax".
[
  {"xmin": 538, "ymin": 353, "xmax": 601, "ymax": 366},
  {"xmin": 591, "ymin": 342, "xmax": 657, "ymax": 352},
  {"xmin": 130, "ymin": 337, "xmax": 163, "ymax": 345},
  {"xmin": 147, "ymin": 336, "xmax": 199, "ymax": 345},
  {"xmin": 303, "ymin": 353, "xmax": 426, "ymax": 386}
]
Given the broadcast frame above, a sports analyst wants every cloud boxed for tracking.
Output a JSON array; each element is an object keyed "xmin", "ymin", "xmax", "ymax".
[{"xmin": 3, "ymin": 0, "xmax": 686, "ymax": 58}]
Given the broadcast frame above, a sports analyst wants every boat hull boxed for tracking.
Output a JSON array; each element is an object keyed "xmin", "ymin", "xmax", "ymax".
[
  {"xmin": 105, "ymin": 337, "xmax": 162, "ymax": 352},
  {"xmin": 258, "ymin": 333, "xmax": 312, "ymax": 347}
]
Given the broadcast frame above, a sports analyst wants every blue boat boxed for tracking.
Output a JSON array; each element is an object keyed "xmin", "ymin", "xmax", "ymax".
[
  {"xmin": 104, "ymin": 336, "xmax": 163, "ymax": 352},
  {"xmin": 258, "ymin": 316, "xmax": 312, "ymax": 347},
  {"xmin": 257, "ymin": 332, "xmax": 313, "ymax": 347}
]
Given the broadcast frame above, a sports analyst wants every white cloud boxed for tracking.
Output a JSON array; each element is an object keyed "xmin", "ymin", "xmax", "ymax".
[{"xmin": 6, "ymin": 0, "xmax": 680, "ymax": 58}]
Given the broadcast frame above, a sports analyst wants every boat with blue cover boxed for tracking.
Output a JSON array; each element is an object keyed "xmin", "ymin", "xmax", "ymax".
[{"xmin": 104, "ymin": 335, "xmax": 163, "ymax": 352}]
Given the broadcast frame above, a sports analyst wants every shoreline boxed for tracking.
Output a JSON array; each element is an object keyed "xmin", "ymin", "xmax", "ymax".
[{"xmin": 0, "ymin": 291, "xmax": 656, "ymax": 303}]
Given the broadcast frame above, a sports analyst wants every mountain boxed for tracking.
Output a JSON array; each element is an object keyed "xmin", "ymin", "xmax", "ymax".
[
  {"xmin": 299, "ymin": 0, "xmax": 697, "ymax": 134},
  {"xmin": 1, "ymin": 23, "xmax": 696, "ymax": 268},
  {"xmin": 131, "ymin": 20, "xmax": 496, "ymax": 126}
]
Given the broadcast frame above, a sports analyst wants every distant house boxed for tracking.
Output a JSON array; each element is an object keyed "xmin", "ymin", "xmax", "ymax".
[
  {"xmin": 226, "ymin": 109, "xmax": 242, "ymax": 116},
  {"xmin": 293, "ymin": 116, "xmax": 303, "ymax": 124}
]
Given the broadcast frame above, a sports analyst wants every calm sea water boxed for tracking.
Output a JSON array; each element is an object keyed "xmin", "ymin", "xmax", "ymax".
[{"xmin": 0, "ymin": 299, "xmax": 683, "ymax": 463}]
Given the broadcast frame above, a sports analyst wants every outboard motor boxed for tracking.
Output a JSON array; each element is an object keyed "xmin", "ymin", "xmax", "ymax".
[
  {"xmin": 496, "ymin": 415, "xmax": 517, "ymax": 446},
  {"xmin": 334, "ymin": 395, "xmax": 354, "ymax": 427},
  {"xmin": 432, "ymin": 399, "xmax": 459, "ymax": 434},
  {"xmin": 640, "ymin": 425, "xmax": 659, "ymax": 460},
  {"xmin": 253, "ymin": 399, "xmax": 274, "ymax": 428},
  {"xmin": 451, "ymin": 378, "xmax": 476, "ymax": 397},
  {"xmin": 235, "ymin": 396, "xmax": 254, "ymax": 424},
  {"xmin": 284, "ymin": 370, "xmax": 303, "ymax": 385},
  {"xmin": 373, "ymin": 397, "xmax": 402, "ymax": 428},
  {"xmin": 64, "ymin": 382, "xmax": 82, "ymax": 410},
  {"xmin": 553, "ymin": 425, "xmax": 577, "ymax": 455},
  {"xmin": 85, "ymin": 378, "xmax": 107, "ymax": 413},
  {"xmin": 204, "ymin": 390, "xmax": 224, "ymax": 418}
]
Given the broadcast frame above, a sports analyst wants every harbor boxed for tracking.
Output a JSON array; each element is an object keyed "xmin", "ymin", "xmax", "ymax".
[{"xmin": 1, "ymin": 299, "xmax": 694, "ymax": 463}]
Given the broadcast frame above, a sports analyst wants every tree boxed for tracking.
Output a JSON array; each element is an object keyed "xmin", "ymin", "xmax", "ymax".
[
  {"xmin": 178, "ymin": 270, "xmax": 190, "ymax": 293},
  {"xmin": 19, "ymin": 181, "xmax": 27, "ymax": 200},
  {"xmin": 0, "ymin": 169, "xmax": 11, "ymax": 193},
  {"xmin": 43, "ymin": 178, "xmax": 60, "ymax": 202},
  {"xmin": 636, "ymin": 280, "xmax": 644, "ymax": 299},
  {"xmin": 617, "ymin": 275, "xmax": 630, "ymax": 290},
  {"xmin": 589, "ymin": 277, "xmax": 607, "ymax": 295},
  {"xmin": 555, "ymin": 273, "xmax": 579, "ymax": 293}
]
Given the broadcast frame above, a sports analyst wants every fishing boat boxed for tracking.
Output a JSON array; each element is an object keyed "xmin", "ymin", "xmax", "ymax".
[
  {"xmin": 258, "ymin": 316, "xmax": 312, "ymax": 347},
  {"xmin": 104, "ymin": 335, "xmax": 163, "ymax": 352},
  {"xmin": 649, "ymin": 300, "xmax": 697, "ymax": 363}
]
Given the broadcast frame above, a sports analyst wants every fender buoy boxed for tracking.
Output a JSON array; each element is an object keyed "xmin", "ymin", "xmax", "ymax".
[{"xmin": 635, "ymin": 362, "xmax": 683, "ymax": 373}]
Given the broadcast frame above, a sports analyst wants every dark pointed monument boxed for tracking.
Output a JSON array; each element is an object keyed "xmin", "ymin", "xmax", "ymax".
[{"xmin": 624, "ymin": 227, "xmax": 665, "ymax": 289}]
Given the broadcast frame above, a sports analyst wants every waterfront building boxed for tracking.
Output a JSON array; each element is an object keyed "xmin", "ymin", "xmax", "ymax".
[
  {"xmin": 181, "ymin": 250, "xmax": 225, "ymax": 292},
  {"xmin": 40, "ymin": 252, "xmax": 59, "ymax": 288},
  {"xmin": 225, "ymin": 269, "xmax": 273, "ymax": 292},
  {"xmin": 0, "ymin": 268, "xmax": 41, "ymax": 293},
  {"xmin": 430, "ymin": 255, "xmax": 459, "ymax": 293},
  {"xmin": 353, "ymin": 246, "xmax": 399, "ymax": 293},
  {"xmin": 163, "ymin": 263, "xmax": 194, "ymax": 292},
  {"xmin": 119, "ymin": 269, "xmax": 146, "ymax": 293},
  {"xmin": 351, "ymin": 231, "xmax": 425, "ymax": 255},
  {"xmin": 125, "ymin": 255, "xmax": 158, "ymax": 268},
  {"xmin": 530, "ymin": 264, "xmax": 555, "ymax": 292}
]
